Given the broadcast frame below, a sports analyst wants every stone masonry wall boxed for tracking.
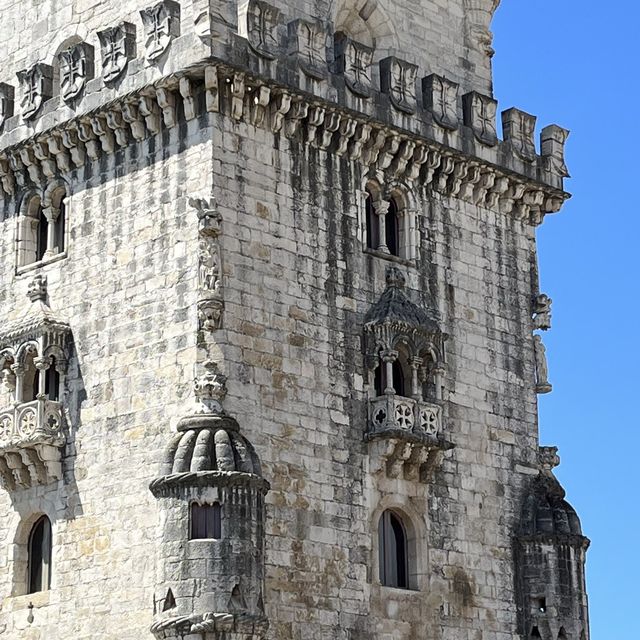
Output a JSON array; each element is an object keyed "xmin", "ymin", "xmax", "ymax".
[{"xmin": 0, "ymin": 117, "xmax": 212, "ymax": 638}]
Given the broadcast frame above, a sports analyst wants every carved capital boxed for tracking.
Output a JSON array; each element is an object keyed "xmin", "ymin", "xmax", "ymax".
[
  {"xmin": 334, "ymin": 32, "xmax": 373, "ymax": 98},
  {"xmin": 98, "ymin": 22, "xmax": 137, "ymax": 83},
  {"xmin": 288, "ymin": 19, "xmax": 327, "ymax": 80},
  {"xmin": 140, "ymin": 1, "xmax": 181, "ymax": 61},
  {"xmin": 27, "ymin": 275, "xmax": 47, "ymax": 302},
  {"xmin": 422, "ymin": 74, "xmax": 459, "ymax": 130},
  {"xmin": 380, "ymin": 57, "xmax": 418, "ymax": 114}
]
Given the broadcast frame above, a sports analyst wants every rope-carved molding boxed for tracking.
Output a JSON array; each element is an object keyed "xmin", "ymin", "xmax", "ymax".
[{"xmin": 0, "ymin": 2, "xmax": 570, "ymax": 226}]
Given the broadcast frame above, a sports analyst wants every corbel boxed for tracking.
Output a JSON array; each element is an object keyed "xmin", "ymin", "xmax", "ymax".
[
  {"xmin": 105, "ymin": 109, "xmax": 129, "ymax": 147},
  {"xmin": 404, "ymin": 145, "xmax": 429, "ymax": 182},
  {"xmin": 33, "ymin": 140, "xmax": 57, "ymax": 178},
  {"xmin": 390, "ymin": 140, "xmax": 415, "ymax": 178},
  {"xmin": 0, "ymin": 155, "xmax": 15, "ymax": 196},
  {"xmin": 377, "ymin": 135, "xmax": 400, "ymax": 171},
  {"xmin": 62, "ymin": 127, "xmax": 86, "ymax": 167},
  {"xmin": 361, "ymin": 129, "xmax": 386, "ymax": 166},
  {"xmin": 91, "ymin": 115, "xmax": 116, "ymax": 153},
  {"xmin": 486, "ymin": 176, "xmax": 509, "ymax": 210},
  {"xmin": 122, "ymin": 101, "xmax": 146, "ymax": 141},
  {"xmin": 284, "ymin": 99, "xmax": 308, "ymax": 137},
  {"xmin": 306, "ymin": 105, "xmax": 325, "ymax": 146},
  {"xmin": 270, "ymin": 91, "xmax": 291, "ymax": 133},
  {"xmin": 139, "ymin": 94, "xmax": 161, "ymax": 134},
  {"xmin": 19, "ymin": 146, "xmax": 41, "ymax": 184},
  {"xmin": 204, "ymin": 66, "xmax": 219, "ymax": 113},
  {"xmin": 318, "ymin": 112, "xmax": 340, "ymax": 150},
  {"xmin": 179, "ymin": 77, "xmax": 197, "ymax": 121},
  {"xmin": 335, "ymin": 118, "xmax": 357, "ymax": 156},
  {"xmin": 499, "ymin": 180, "xmax": 526, "ymax": 215},
  {"xmin": 459, "ymin": 163, "xmax": 482, "ymax": 202},
  {"xmin": 449, "ymin": 159, "xmax": 468, "ymax": 197},
  {"xmin": 250, "ymin": 85, "xmax": 271, "ymax": 127},
  {"xmin": 77, "ymin": 119, "xmax": 100, "ymax": 160},
  {"xmin": 473, "ymin": 169, "xmax": 496, "ymax": 205},
  {"xmin": 231, "ymin": 74, "xmax": 245, "ymax": 121},
  {"xmin": 422, "ymin": 149, "xmax": 442, "ymax": 186},
  {"xmin": 47, "ymin": 133, "xmax": 72, "ymax": 173},
  {"xmin": 435, "ymin": 155, "xmax": 455, "ymax": 193},
  {"xmin": 8, "ymin": 150, "xmax": 27, "ymax": 187},
  {"xmin": 156, "ymin": 87, "xmax": 177, "ymax": 127},
  {"xmin": 348, "ymin": 123, "xmax": 371, "ymax": 161}
]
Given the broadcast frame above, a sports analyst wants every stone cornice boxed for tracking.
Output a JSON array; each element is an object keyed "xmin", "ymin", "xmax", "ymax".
[
  {"xmin": 0, "ymin": 4, "xmax": 570, "ymax": 226},
  {"xmin": 149, "ymin": 469, "xmax": 271, "ymax": 496}
]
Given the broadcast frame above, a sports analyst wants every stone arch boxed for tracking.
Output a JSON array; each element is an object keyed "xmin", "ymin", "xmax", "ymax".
[
  {"xmin": 333, "ymin": 0, "xmax": 399, "ymax": 54},
  {"xmin": 11, "ymin": 510, "xmax": 54, "ymax": 596},
  {"xmin": 371, "ymin": 495, "xmax": 427, "ymax": 590},
  {"xmin": 17, "ymin": 190, "xmax": 46, "ymax": 266}
]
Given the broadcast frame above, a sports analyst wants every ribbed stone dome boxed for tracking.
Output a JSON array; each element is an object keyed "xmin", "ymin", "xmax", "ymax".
[
  {"xmin": 520, "ymin": 475, "xmax": 583, "ymax": 537},
  {"xmin": 162, "ymin": 422, "xmax": 262, "ymax": 476}
]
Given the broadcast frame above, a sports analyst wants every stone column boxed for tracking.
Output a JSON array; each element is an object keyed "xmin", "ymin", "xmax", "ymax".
[
  {"xmin": 410, "ymin": 356, "xmax": 422, "ymax": 400},
  {"xmin": 381, "ymin": 350, "xmax": 397, "ymax": 395},
  {"xmin": 34, "ymin": 357, "xmax": 49, "ymax": 399},
  {"xmin": 374, "ymin": 199, "xmax": 390, "ymax": 253},
  {"xmin": 11, "ymin": 364, "xmax": 24, "ymax": 404},
  {"xmin": 43, "ymin": 206, "xmax": 60, "ymax": 258}
]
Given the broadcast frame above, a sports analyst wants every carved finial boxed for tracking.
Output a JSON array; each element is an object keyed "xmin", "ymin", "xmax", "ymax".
[
  {"xmin": 27, "ymin": 275, "xmax": 47, "ymax": 302},
  {"xmin": 533, "ymin": 293, "xmax": 552, "ymax": 331},
  {"xmin": 193, "ymin": 360, "xmax": 227, "ymax": 415},
  {"xmin": 539, "ymin": 446, "xmax": 560, "ymax": 472},
  {"xmin": 385, "ymin": 266, "xmax": 406, "ymax": 288},
  {"xmin": 189, "ymin": 194, "xmax": 222, "ymax": 236}
]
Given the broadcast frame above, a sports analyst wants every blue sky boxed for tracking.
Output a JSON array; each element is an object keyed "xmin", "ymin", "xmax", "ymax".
[{"xmin": 492, "ymin": 2, "xmax": 638, "ymax": 637}]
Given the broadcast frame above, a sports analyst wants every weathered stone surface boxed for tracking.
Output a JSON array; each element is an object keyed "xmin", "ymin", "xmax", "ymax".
[{"xmin": 0, "ymin": 1, "xmax": 586, "ymax": 639}]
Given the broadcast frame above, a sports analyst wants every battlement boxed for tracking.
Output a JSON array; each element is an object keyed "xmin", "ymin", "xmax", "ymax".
[{"xmin": 0, "ymin": 0, "xmax": 568, "ymax": 226}]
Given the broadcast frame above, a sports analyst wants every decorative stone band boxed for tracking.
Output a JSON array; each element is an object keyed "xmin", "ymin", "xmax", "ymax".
[
  {"xmin": 151, "ymin": 611, "xmax": 268, "ymax": 639},
  {"xmin": 517, "ymin": 533, "xmax": 591, "ymax": 550},
  {"xmin": 149, "ymin": 470, "xmax": 271, "ymax": 497},
  {"xmin": 0, "ymin": 61, "xmax": 568, "ymax": 226}
]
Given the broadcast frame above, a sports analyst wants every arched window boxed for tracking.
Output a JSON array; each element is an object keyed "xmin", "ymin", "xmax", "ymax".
[
  {"xmin": 17, "ymin": 194, "xmax": 43, "ymax": 267},
  {"xmin": 45, "ymin": 358, "xmax": 61, "ymax": 402},
  {"xmin": 28, "ymin": 516, "xmax": 52, "ymax": 594},
  {"xmin": 385, "ymin": 198, "xmax": 399, "ymax": 256},
  {"xmin": 22, "ymin": 348, "xmax": 39, "ymax": 403},
  {"xmin": 530, "ymin": 627, "xmax": 542, "ymax": 639},
  {"xmin": 373, "ymin": 355, "xmax": 406, "ymax": 396},
  {"xmin": 365, "ymin": 190, "xmax": 379, "ymax": 250},
  {"xmin": 190, "ymin": 502, "xmax": 222, "ymax": 540},
  {"xmin": 378, "ymin": 510, "xmax": 408, "ymax": 588},
  {"xmin": 558, "ymin": 629, "xmax": 568, "ymax": 640}
]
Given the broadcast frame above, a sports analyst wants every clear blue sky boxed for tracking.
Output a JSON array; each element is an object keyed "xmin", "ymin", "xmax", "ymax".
[{"xmin": 492, "ymin": 2, "xmax": 638, "ymax": 637}]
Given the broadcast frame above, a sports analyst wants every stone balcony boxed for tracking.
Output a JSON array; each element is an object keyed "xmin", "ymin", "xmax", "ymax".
[
  {"xmin": 0, "ymin": 399, "xmax": 65, "ymax": 489},
  {"xmin": 367, "ymin": 394, "xmax": 451, "ymax": 482}
]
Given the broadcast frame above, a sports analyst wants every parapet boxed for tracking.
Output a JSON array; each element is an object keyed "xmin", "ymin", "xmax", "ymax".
[{"xmin": 0, "ymin": 0, "xmax": 570, "ymax": 226}]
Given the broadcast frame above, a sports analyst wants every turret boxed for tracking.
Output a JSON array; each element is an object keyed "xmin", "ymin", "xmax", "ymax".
[
  {"xmin": 149, "ymin": 361, "xmax": 269, "ymax": 640},
  {"xmin": 516, "ymin": 447, "xmax": 590, "ymax": 640}
]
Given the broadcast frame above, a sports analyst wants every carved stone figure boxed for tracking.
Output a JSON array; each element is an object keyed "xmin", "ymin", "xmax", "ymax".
[
  {"xmin": 533, "ymin": 334, "xmax": 552, "ymax": 394},
  {"xmin": 192, "ymin": 360, "xmax": 227, "ymax": 415},
  {"xmin": 288, "ymin": 19, "xmax": 327, "ymax": 80},
  {"xmin": 423, "ymin": 74, "xmax": 459, "ymax": 130},
  {"xmin": 502, "ymin": 108, "xmax": 536, "ymax": 162},
  {"xmin": 241, "ymin": 0, "xmax": 281, "ymax": 60},
  {"xmin": 541, "ymin": 125, "xmax": 570, "ymax": 178},
  {"xmin": 140, "ymin": 1, "xmax": 181, "ymax": 61},
  {"xmin": 465, "ymin": 0, "xmax": 501, "ymax": 57},
  {"xmin": 59, "ymin": 42, "xmax": 95, "ymax": 102},
  {"xmin": 198, "ymin": 239, "xmax": 220, "ymax": 292},
  {"xmin": 462, "ymin": 91, "xmax": 498, "ymax": 146},
  {"xmin": 0, "ymin": 83, "xmax": 15, "ymax": 131},
  {"xmin": 97, "ymin": 23, "xmax": 137, "ymax": 83},
  {"xmin": 334, "ymin": 33, "xmax": 373, "ymax": 98},
  {"xmin": 533, "ymin": 293, "xmax": 552, "ymax": 331},
  {"xmin": 380, "ymin": 57, "xmax": 418, "ymax": 114},
  {"xmin": 17, "ymin": 64, "xmax": 53, "ymax": 120}
]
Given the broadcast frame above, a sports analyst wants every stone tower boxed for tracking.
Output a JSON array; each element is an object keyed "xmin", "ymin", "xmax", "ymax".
[{"xmin": 0, "ymin": 1, "xmax": 588, "ymax": 639}]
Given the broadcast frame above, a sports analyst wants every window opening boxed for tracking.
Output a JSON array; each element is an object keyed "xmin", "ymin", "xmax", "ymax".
[
  {"xmin": 190, "ymin": 503, "xmax": 222, "ymax": 539},
  {"xmin": 386, "ymin": 198, "xmax": 399, "ymax": 256},
  {"xmin": 37, "ymin": 207, "xmax": 48, "ymax": 262},
  {"xmin": 28, "ymin": 516, "xmax": 52, "ymax": 594},
  {"xmin": 378, "ymin": 510, "xmax": 408, "ymax": 589},
  {"xmin": 365, "ymin": 191, "xmax": 379, "ymax": 250}
]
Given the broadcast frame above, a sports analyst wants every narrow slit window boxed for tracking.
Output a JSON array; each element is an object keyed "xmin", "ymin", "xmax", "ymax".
[
  {"xmin": 28, "ymin": 516, "xmax": 52, "ymax": 594},
  {"xmin": 190, "ymin": 503, "xmax": 222, "ymax": 540},
  {"xmin": 365, "ymin": 191, "xmax": 379, "ymax": 250},
  {"xmin": 386, "ymin": 198, "xmax": 400, "ymax": 256}
]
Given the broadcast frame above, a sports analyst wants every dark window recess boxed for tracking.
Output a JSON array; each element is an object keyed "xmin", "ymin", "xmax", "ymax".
[
  {"xmin": 392, "ymin": 359, "xmax": 405, "ymax": 396},
  {"xmin": 375, "ymin": 360, "xmax": 406, "ymax": 396},
  {"xmin": 45, "ymin": 362, "xmax": 60, "ymax": 402},
  {"xmin": 386, "ymin": 198, "xmax": 399, "ymax": 256},
  {"xmin": 56, "ymin": 201, "xmax": 66, "ymax": 253},
  {"xmin": 190, "ymin": 503, "xmax": 222, "ymax": 539},
  {"xmin": 374, "ymin": 365, "xmax": 384, "ymax": 396},
  {"xmin": 537, "ymin": 597, "xmax": 547, "ymax": 613},
  {"xmin": 37, "ymin": 208, "xmax": 48, "ymax": 262},
  {"xmin": 378, "ymin": 510, "xmax": 408, "ymax": 589},
  {"xmin": 365, "ymin": 192, "xmax": 379, "ymax": 250},
  {"xmin": 28, "ymin": 516, "xmax": 52, "ymax": 594},
  {"xmin": 530, "ymin": 628, "xmax": 542, "ymax": 639}
]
